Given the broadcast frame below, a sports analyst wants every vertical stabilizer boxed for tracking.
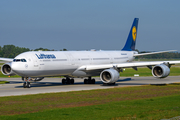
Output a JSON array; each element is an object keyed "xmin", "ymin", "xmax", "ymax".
[{"xmin": 122, "ymin": 18, "xmax": 139, "ymax": 51}]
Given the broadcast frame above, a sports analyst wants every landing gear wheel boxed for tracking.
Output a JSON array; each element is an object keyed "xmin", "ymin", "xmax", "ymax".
[
  {"xmin": 84, "ymin": 79, "xmax": 88, "ymax": 84},
  {"xmin": 27, "ymin": 82, "xmax": 31, "ymax": 88},
  {"xmin": 88, "ymin": 80, "xmax": 92, "ymax": 84},
  {"xmin": 92, "ymin": 79, "xmax": 95, "ymax": 84},
  {"xmin": 70, "ymin": 79, "xmax": 74, "ymax": 84},
  {"xmin": 23, "ymin": 77, "xmax": 31, "ymax": 88},
  {"xmin": 23, "ymin": 83, "xmax": 26, "ymax": 88},
  {"xmin": 84, "ymin": 77, "xmax": 96, "ymax": 84},
  {"xmin": 62, "ymin": 78, "xmax": 75, "ymax": 84},
  {"xmin": 66, "ymin": 78, "xmax": 70, "ymax": 84},
  {"xmin": 62, "ymin": 79, "xmax": 65, "ymax": 84}
]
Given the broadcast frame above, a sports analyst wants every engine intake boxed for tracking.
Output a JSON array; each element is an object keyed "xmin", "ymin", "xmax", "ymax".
[
  {"xmin": 1, "ymin": 62, "xmax": 16, "ymax": 76},
  {"xmin": 152, "ymin": 64, "xmax": 170, "ymax": 78},
  {"xmin": 100, "ymin": 68, "xmax": 119, "ymax": 83}
]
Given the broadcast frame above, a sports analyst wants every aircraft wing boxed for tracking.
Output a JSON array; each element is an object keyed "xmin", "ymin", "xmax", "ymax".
[
  {"xmin": 78, "ymin": 50, "xmax": 180, "ymax": 71},
  {"xmin": 78, "ymin": 61, "xmax": 180, "ymax": 71},
  {"xmin": 0, "ymin": 58, "xmax": 13, "ymax": 62}
]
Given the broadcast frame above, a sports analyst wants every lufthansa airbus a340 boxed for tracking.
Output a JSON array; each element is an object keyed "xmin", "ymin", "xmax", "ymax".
[{"xmin": 1, "ymin": 18, "xmax": 180, "ymax": 88}]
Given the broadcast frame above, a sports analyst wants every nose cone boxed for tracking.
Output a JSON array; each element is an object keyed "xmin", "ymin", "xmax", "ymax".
[
  {"xmin": 11, "ymin": 62, "xmax": 19, "ymax": 71},
  {"xmin": 11, "ymin": 62, "xmax": 26, "ymax": 76}
]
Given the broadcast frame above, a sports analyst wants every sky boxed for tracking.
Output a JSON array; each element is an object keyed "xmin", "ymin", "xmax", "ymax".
[{"xmin": 0, "ymin": 0, "xmax": 180, "ymax": 52}]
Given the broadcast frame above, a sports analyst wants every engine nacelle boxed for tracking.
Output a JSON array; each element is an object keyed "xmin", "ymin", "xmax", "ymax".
[
  {"xmin": 1, "ymin": 62, "xmax": 16, "ymax": 76},
  {"xmin": 152, "ymin": 64, "xmax": 170, "ymax": 78},
  {"xmin": 100, "ymin": 68, "xmax": 119, "ymax": 83}
]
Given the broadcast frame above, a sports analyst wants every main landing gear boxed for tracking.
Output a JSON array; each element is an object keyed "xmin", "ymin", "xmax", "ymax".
[
  {"xmin": 22, "ymin": 77, "xmax": 31, "ymax": 88},
  {"xmin": 62, "ymin": 77, "xmax": 74, "ymax": 84},
  {"xmin": 84, "ymin": 77, "xmax": 95, "ymax": 84}
]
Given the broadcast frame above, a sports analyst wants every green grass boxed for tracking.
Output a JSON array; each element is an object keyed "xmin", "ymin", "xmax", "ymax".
[
  {"xmin": 0, "ymin": 73, "xmax": 20, "ymax": 78},
  {"xmin": 0, "ymin": 81, "xmax": 9, "ymax": 84},
  {"xmin": 0, "ymin": 85, "xmax": 180, "ymax": 119},
  {"xmin": 1, "ymin": 95, "xmax": 180, "ymax": 120}
]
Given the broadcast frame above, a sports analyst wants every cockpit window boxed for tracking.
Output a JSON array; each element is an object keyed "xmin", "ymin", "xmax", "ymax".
[
  {"xmin": 21, "ymin": 59, "xmax": 27, "ymax": 62},
  {"xmin": 13, "ymin": 59, "xmax": 27, "ymax": 62},
  {"xmin": 13, "ymin": 59, "xmax": 20, "ymax": 62}
]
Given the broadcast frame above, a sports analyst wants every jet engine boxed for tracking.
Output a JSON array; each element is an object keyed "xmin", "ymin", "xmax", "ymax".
[
  {"xmin": 1, "ymin": 62, "xmax": 16, "ymax": 76},
  {"xmin": 152, "ymin": 64, "xmax": 170, "ymax": 78},
  {"xmin": 100, "ymin": 68, "xmax": 119, "ymax": 84}
]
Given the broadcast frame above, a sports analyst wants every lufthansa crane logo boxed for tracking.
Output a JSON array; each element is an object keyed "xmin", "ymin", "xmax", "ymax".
[{"xmin": 132, "ymin": 26, "xmax": 137, "ymax": 41}]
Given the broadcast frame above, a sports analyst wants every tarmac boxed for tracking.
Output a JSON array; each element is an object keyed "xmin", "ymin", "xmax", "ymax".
[{"xmin": 0, "ymin": 76, "xmax": 180, "ymax": 97}]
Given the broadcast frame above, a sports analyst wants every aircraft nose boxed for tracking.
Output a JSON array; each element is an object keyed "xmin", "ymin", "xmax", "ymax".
[
  {"xmin": 11, "ymin": 62, "xmax": 27, "ymax": 76},
  {"xmin": 11, "ymin": 62, "xmax": 19, "ymax": 71}
]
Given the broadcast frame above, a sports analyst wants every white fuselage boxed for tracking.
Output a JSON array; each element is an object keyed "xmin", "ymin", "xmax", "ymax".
[{"xmin": 11, "ymin": 50, "xmax": 136, "ymax": 77}]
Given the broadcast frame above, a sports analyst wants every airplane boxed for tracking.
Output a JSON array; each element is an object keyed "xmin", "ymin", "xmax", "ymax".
[{"xmin": 1, "ymin": 18, "xmax": 180, "ymax": 88}]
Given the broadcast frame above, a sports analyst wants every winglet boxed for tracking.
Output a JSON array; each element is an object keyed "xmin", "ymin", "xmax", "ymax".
[{"xmin": 122, "ymin": 18, "xmax": 139, "ymax": 51}]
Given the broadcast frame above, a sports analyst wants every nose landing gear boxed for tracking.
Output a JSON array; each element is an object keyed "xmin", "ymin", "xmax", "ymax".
[
  {"xmin": 22, "ymin": 77, "xmax": 31, "ymax": 88},
  {"xmin": 23, "ymin": 82, "xmax": 31, "ymax": 88}
]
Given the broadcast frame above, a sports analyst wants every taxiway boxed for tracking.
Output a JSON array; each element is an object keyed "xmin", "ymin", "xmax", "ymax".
[{"xmin": 0, "ymin": 76, "xmax": 180, "ymax": 97}]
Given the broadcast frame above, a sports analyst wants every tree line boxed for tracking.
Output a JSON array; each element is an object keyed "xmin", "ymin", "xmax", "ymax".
[
  {"xmin": 0, "ymin": 45, "xmax": 180, "ymax": 59},
  {"xmin": 0, "ymin": 45, "xmax": 67, "ymax": 58}
]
